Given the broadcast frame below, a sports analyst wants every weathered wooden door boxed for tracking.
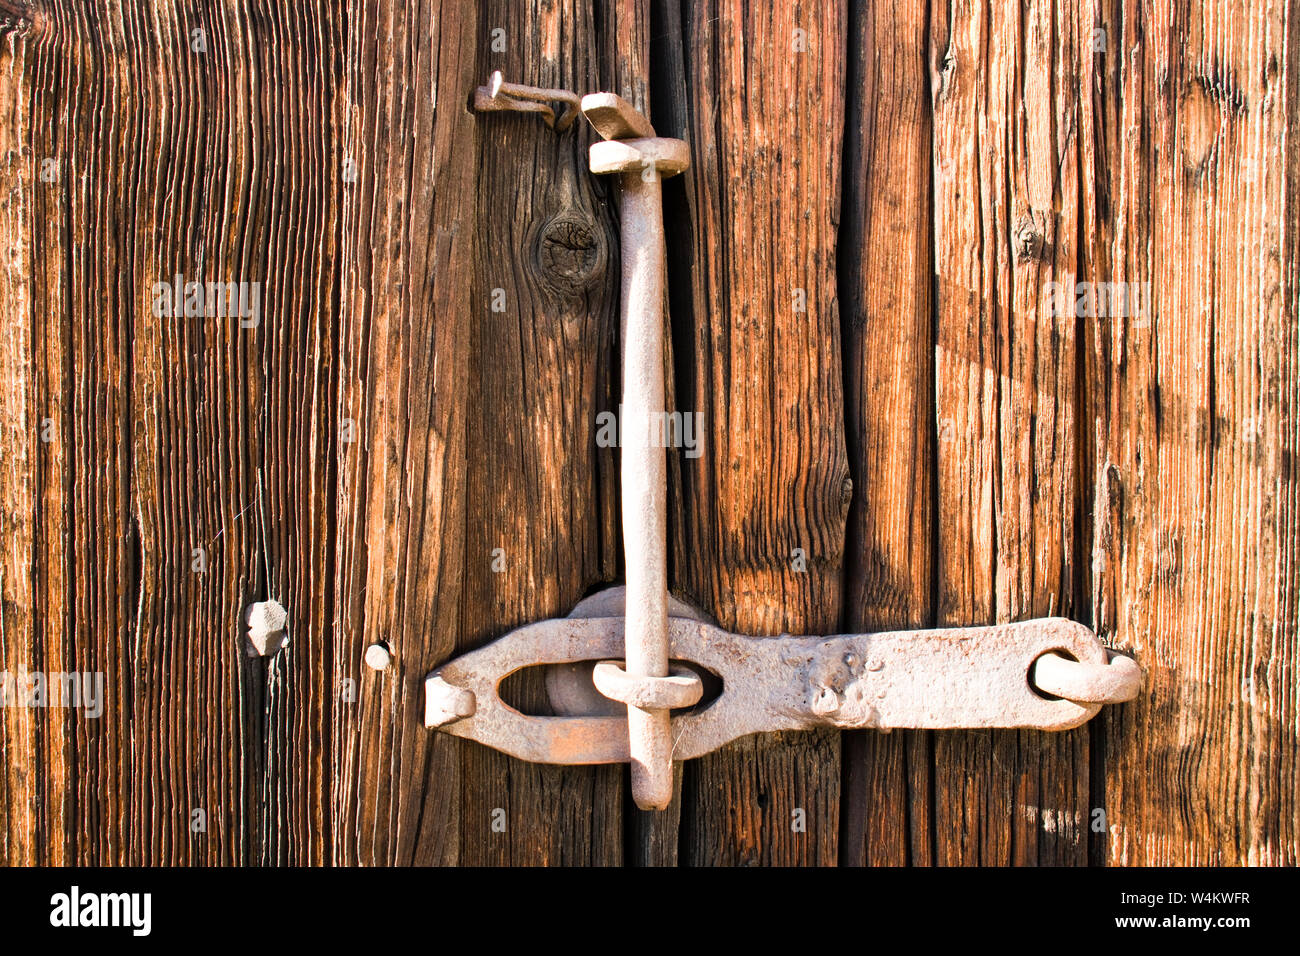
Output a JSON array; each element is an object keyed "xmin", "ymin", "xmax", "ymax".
[{"xmin": 1, "ymin": 0, "xmax": 1295, "ymax": 867}]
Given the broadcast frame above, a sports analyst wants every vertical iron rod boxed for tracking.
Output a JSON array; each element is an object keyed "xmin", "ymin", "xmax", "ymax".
[{"xmin": 618, "ymin": 171, "xmax": 672, "ymax": 809}]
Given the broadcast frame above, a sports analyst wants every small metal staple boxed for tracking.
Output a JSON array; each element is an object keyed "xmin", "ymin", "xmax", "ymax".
[
  {"xmin": 472, "ymin": 71, "xmax": 582, "ymax": 132},
  {"xmin": 1031, "ymin": 651, "xmax": 1143, "ymax": 705}
]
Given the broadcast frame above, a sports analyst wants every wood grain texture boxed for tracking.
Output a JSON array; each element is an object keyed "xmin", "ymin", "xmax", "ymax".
[
  {"xmin": 333, "ymin": 0, "xmax": 478, "ymax": 865},
  {"xmin": 0, "ymin": 9, "xmax": 41, "ymax": 865},
  {"xmin": 456, "ymin": 0, "xmax": 626, "ymax": 867},
  {"xmin": 0, "ymin": 1, "xmax": 346, "ymax": 865},
  {"xmin": 838, "ymin": 0, "xmax": 936, "ymax": 868},
  {"xmin": 928, "ymin": 0, "xmax": 1091, "ymax": 865},
  {"xmin": 668, "ymin": 0, "xmax": 851, "ymax": 866},
  {"xmin": 1083, "ymin": 0, "xmax": 1300, "ymax": 865},
  {"xmin": 2, "ymin": 0, "xmax": 1297, "ymax": 868}
]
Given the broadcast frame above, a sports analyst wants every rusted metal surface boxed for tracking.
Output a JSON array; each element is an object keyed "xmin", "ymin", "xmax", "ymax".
[
  {"xmin": 589, "ymin": 138, "xmax": 691, "ymax": 177},
  {"xmin": 581, "ymin": 93, "xmax": 691, "ymax": 810},
  {"xmin": 580, "ymin": 92, "xmax": 656, "ymax": 139},
  {"xmin": 423, "ymin": 587, "xmax": 1138, "ymax": 765},
  {"xmin": 424, "ymin": 676, "xmax": 477, "ymax": 727}
]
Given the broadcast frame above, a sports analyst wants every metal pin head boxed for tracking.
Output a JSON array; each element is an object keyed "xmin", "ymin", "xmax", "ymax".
[
  {"xmin": 365, "ymin": 642, "xmax": 392, "ymax": 671},
  {"xmin": 245, "ymin": 600, "xmax": 288, "ymax": 657}
]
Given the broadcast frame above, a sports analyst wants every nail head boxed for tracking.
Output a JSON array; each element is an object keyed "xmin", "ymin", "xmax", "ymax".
[{"xmin": 365, "ymin": 642, "xmax": 392, "ymax": 671}]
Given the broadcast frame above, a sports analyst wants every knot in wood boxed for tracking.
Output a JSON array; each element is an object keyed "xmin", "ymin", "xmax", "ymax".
[
  {"xmin": 0, "ymin": 2, "xmax": 45, "ymax": 38},
  {"xmin": 1015, "ymin": 220, "xmax": 1045, "ymax": 261},
  {"xmin": 535, "ymin": 212, "xmax": 604, "ymax": 293}
]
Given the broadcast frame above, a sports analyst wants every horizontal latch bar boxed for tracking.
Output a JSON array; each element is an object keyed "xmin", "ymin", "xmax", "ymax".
[{"xmin": 424, "ymin": 614, "xmax": 1137, "ymax": 766}]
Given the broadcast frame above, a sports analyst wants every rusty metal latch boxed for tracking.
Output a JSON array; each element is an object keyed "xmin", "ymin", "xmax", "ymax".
[
  {"xmin": 432, "ymin": 76, "xmax": 1143, "ymax": 812},
  {"xmin": 426, "ymin": 589, "xmax": 1142, "ymax": 762}
]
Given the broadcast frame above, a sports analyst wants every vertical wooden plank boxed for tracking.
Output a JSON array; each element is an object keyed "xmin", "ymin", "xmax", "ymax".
[
  {"xmin": 6, "ymin": 2, "xmax": 148, "ymax": 866},
  {"xmin": 929, "ymin": 0, "xmax": 1091, "ymax": 864},
  {"xmin": 246, "ymin": 2, "xmax": 347, "ymax": 866},
  {"xmin": 123, "ymin": 0, "xmax": 343, "ymax": 865},
  {"xmin": 127, "ymin": 0, "xmax": 216, "ymax": 867},
  {"xmin": 455, "ymin": 0, "xmax": 624, "ymax": 866},
  {"xmin": 0, "ymin": 1, "xmax": 346, "ymax": 865},
  {"xmin": 1085, "ymin": 0, "xmax": 1300, "ymax": 865},
  {"xmin": 125, "ymin": 0, "xmax": 344, "ymax": 866},
  {"xmin": 838, "ymin": 0, "xmax": 936, "ymax": 867},
  {"xmin": 333, "ymin": 0, "xmax": 478, "ymax": 865},
  {"xmin": 670, "ymin": 0, "xmax": 850, "ymax": 866},
  {"xmin": 0, "ymin": 7, "xmax": 44, "ymax": 866}
]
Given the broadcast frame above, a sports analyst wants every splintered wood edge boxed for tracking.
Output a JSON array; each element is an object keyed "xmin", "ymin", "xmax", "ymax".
[{"xmin": 581, "ymin": 92, "xmax": 655, "ymax": 140}]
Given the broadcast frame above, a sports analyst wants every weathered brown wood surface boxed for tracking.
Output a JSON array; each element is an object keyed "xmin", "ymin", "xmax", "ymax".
[
  {"xmin": 0, "ymin": 0, "xmax": 1296, "ymax": 866},
  {"xmin": 926, "ymin": 0, "xmax": 1090, "ymax": 867}
]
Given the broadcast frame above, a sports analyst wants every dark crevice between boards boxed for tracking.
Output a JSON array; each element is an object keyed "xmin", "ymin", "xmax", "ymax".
[
  {"xmin": 924, "ymin": 0, "xmax": 942, "ymax": 871},
  {"xmin": 1077, "ymin": 11, "xmax": 1111, "ymax": 867},
  {"xmin": 834, "ymin": 0, "xmax": 942, "ymax": 867},
  {"xmin": 236, "ymin": 464, "xmax": 275, "ymax": 864},
  {"xmin": 1077, "ymin": 228, "xmax": 1106, "ymax": 868},
  {"xmin": 835, "ymin": 0, "xmax": 866, "ymax": 868}
]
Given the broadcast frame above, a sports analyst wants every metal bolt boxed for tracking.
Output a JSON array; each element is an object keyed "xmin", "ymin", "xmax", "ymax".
[
  {"xmin": 244, "ymin": 600, "xmax": 288, "ymax": 657},
  {"xmin": 365, "ymin": 642, "xmax": 392, "ymax": 671},
  {"xmin": 582, "ymin": 91, "xmax": 690, "ymax": 812}
]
